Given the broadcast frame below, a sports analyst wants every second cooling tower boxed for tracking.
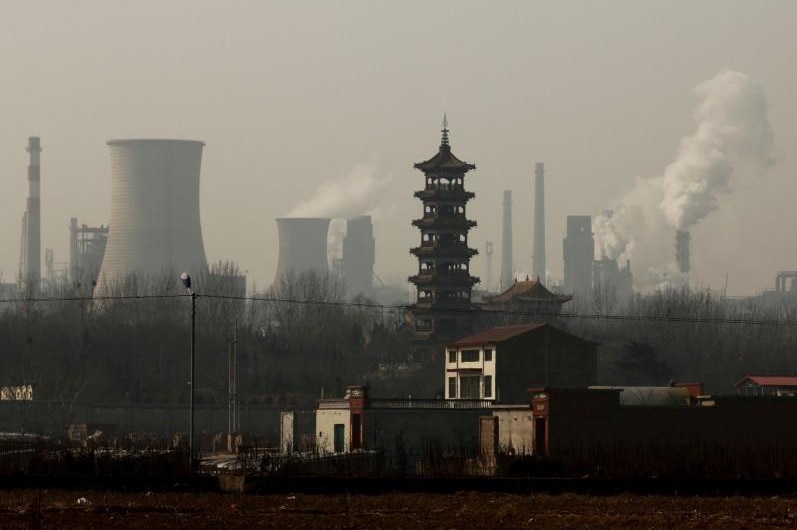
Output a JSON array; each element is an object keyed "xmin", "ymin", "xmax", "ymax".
[
  {"xmin": 96, "ymin": 139, "xmax": 208, "ymax": 293},
  {"xmin": 274, "ymin": 218, "xmax": 331, "ymax": 284}
]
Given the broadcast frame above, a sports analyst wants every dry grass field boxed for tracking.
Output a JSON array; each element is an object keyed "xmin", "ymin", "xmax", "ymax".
[{"xmin": 2, "ymin": 489, "xmax": 797, "ymax": 529}]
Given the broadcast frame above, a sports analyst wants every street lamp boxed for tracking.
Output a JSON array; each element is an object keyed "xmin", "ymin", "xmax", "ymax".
[{"xmin": 180, "ymin": 272, "xmax": 196, "ymax": 472}]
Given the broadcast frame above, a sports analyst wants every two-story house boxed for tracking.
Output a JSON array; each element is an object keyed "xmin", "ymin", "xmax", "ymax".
[{"xmin": 445, "ymin": 323, "xmax": 599, "ymax": 403}]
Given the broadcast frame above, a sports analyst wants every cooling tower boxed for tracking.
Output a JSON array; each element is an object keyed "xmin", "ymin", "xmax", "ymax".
[
  {"xmin": 95, "ymin": 139, "xmax": 208, "ymax": 294},
  {"xmin": 274, "ymin": 218, "xmax": 331, "ymax": 284}
]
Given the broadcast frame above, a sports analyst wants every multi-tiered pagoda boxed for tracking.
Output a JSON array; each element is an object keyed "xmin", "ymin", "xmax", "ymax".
[{"xmin": 409, "ymin": 118, "xmax": 479, "ymax": 357}]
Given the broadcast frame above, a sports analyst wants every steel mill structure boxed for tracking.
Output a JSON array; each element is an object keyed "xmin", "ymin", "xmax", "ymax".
[
  {"xmin": 563, "ymin": 215, "xmax": 594, "ymax": 296},
  {"xmin": 676, "ymin": 230, "xmax": 691, "ymax": 275},
  {"xmin": 18, "ymin": 137, "xmax": 42, "ymax": 296},
  {"xmin": 69, "ymin": 218, "xmax": 109, "ymax": 288},
  {"xmin": 409, "ymin": 118, "xmax": 479, "ymax": 356},
  {"xmin": 341, "ymin": 215, "xmax": 375, "ymax": 297},
  {"xmin": 273, "ymin": 217, "xmax": 331, "ymax": 285},
  {"xmin": 95, "ymin": 139, "xmax": 208, "ymax": 295}
]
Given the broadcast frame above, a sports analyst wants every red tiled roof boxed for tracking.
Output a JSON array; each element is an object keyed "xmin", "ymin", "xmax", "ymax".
[
  {"xmin": 447, "ymin": 323, "xmax": 547, "ymax": 348},
  {"xmin": 736, "ymin": 375, "xmax": 797, "ymax": 388}
]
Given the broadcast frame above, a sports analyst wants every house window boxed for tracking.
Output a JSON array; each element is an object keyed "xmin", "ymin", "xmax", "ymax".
[
  {"xmin": 448, "ymin": 377, "xmax": 457, "ymax": 398},
  {"xmin": 484, "ymin": 375, "xmax": 493, "ymax": 398},
  {"xmin": 461, "ymin": 376, "xmax": 480, "ymax": 399},
  {"xmin": 448, "ymin": 350, "xmax": 457, "ymax": 363},
  {"xmin": 484, "ymin": 348, "xmax": 493, "ymax": 362},
  {"xmin": 461, "ymin": 349, "xmax": 479, "ymax": 362}
]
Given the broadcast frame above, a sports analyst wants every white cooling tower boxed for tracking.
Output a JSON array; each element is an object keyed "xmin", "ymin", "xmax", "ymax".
[
  {"xmin": 274, "ymin": 218, "xmax": 330, "ymax": 284},
  {"xmin": 95, "ymin": 139, "xmax": 208, "ymax": 294}
]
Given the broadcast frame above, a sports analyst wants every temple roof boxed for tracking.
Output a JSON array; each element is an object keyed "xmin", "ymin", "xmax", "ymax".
[
  {"xmin": 484, "ymin": 279, "xmax": 572, "ymax": 304},
  {"xmin": 414, "ymin": 117, "xmax": 476, "ymax": 173}
]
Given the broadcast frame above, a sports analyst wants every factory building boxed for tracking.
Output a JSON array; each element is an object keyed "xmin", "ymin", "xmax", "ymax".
[
  {"xmin": 592, "ymin": 257, "xmax": 634, "ymax": 302},
  {"xmin": 273, "ymin": 217, "xmax": 331, "ymax": 285},
  {"xmin": 562, "ymin": 215, "xmax": 594, "ymax": 295},
  {"xmin": 95, "ymin": 139, "xmax": 208, "ymax": 296},
  {"xmin": 408, "ymin": 118, "xmax": 479, "ymax": 358},
  {"xmin": 69, "ymin": 218, "xmax": 109, "ymax": 289},
  {"xmin": 341, "ymin": 215, "xmax": 375, "ymax": 297}
]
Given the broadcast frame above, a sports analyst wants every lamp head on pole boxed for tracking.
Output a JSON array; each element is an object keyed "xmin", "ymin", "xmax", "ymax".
[{"xmin": 180, "ymin": 272, "xmax": 192, "ymax": 291}]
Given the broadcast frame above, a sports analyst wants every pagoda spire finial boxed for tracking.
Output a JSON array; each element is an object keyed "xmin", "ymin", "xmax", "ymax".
[{"xmin": 440, "ymin": 113, "xmax": 450, "ymax": 148}]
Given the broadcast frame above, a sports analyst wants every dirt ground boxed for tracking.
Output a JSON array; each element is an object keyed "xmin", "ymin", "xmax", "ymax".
[{"xmin": 2, "ymin": 489, "xmax": 797, "ymax": 529}]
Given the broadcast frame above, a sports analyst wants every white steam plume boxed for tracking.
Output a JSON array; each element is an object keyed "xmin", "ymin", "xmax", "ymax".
[
  {"xmin": 660, "ymin": 69, "xmax": 775, "ymax": 230},
  {"xmin": 287, "ymin": 164, "xmax": 392, "ymax": 219},
  {"xmin": 594, "ymin": 69, "xmax": 775, "ymax": 289}
]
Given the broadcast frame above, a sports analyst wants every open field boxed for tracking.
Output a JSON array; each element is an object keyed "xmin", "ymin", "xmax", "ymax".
[{"xmin": 2, "ymin": 489, "xmax": 797, "ymax": 529}]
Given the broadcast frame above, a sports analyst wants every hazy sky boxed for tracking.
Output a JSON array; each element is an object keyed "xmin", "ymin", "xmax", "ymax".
[{"xmin": 1, "ymin": 1, "xmax": 795, "ymax": 296}]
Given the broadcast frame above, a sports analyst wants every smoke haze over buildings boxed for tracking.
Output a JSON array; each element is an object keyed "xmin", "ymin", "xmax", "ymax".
[
  {"xmin": 0, "ymin": 2, "xmax": 795, "ymax": 295},
  {"xmin": 594, "ymin": 69, "xmax": 776, "ymax": 289}
]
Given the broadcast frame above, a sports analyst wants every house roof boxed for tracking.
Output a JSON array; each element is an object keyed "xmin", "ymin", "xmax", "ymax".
[
  {"xmin": 447, "ymin": 323, "xmax": 547, "ymax": 347},
  {"xmin": 484, "ymin": 279, "xmax": 572, "ymax": 304},
  {"xmin": 736, "ymin": 375, "xmax": 797, "ymax": 388}
]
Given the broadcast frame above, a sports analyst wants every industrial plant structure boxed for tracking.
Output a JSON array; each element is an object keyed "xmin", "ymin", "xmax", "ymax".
[
  {"xmin": 69, "ymin": 218, "xmax": 109, "ymax": 288},
  {"xmin": 273, "ymin": 217, "xmax": 331, "ymax": 285},
  {"xmin": 500, "ymin": 190, "xmax": 513, "ymax": 291},
  {"xmin": 676, "ymin": 230, "xmax": 691, "ymax": 275},
  {"xmin": 95, "ymin": 139, "xmax": 208, "ymax": 295},
  {"xmin": 341, "ymin": 216, "xmax": 375, "ymax": 297},
  {"xmin": 563, "ymin": 215, "xmax": 595, "ymax": 295},
  {"xmin": 532, "ymin": 162, "xmax": 546, "ymax": 281},
  {"xmin": 17, "ymin": 137, "xmax": 42, "ymax": 296},
  {"xmin": 408, "ymin": 118, "xmax": 479, "ymax": 356}
]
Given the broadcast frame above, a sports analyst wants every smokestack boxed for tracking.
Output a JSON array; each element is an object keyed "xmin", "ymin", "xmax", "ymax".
[
  {"xmin": 676, "ymin": 230, "xmax": 691, "ymax": 274},
  {"xmin": 500, "ymin": 190, "xmax": 513, "ymax": 290},
  {"xmin": 341, "ymin": 215, "xmax": 374, "ymax": 296},
  {"xmin": 21, "ymin": 137, "xmax": 42, "ymax": 294},
  {"xmin": 274, "ymin": 218, "xmax": 331, "ymax": 284},
  {"xmin": 484, "ymin": 241, "xmax": 494, "ymax": 293},
  {"xmin": 95, "ymin": 139, "xmax": 208, "ymax": 295},
  {"xmin": 532, "ymin": 162, "xmax": 546, "ymax": 281}
]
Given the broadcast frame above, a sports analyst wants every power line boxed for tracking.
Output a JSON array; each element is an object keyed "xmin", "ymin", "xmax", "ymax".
[{"xmin": 1, "ymin": 291, "xmax": 797, "ymax": 327}]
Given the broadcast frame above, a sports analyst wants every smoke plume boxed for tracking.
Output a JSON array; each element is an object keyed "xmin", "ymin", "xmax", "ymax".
[
  {"xmin": 595, "ymin": 69, "xmax": 775, "ymax": 289},
  {"xmin": 287, "ymin": 164, "xmax": 392, "ymax": 219},
  {"xmin": 660, "ymin": 70, "xmax": 775, "ymax": 230}
]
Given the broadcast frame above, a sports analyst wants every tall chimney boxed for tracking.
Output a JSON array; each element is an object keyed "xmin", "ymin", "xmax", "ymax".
[
  {"xmin": 532, "ymin": 162, "xmax": 546, "ymax": 281},
  {"xmin": 500, "ymin": 190, "xmax": 513, "ymax": 290},
  {"xmin": 22, "ymin": 137, "xmax": 42, "ymax": 294}
]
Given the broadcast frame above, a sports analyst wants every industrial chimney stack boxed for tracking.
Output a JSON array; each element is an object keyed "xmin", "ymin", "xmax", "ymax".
[
  {"xmin": 19, "ymin": 137, "xmax": 42, "ymax": 295},
  {"xmin": 500, "ymin": 190, "xmax": 513, "ymax": 290},
  {"xmin": 676, "ymin": 230, "xmax": 691, "ymax": 274},
  {"xmin": 532, "ymin": 162, "xmax": 546, "ymax": 281}
]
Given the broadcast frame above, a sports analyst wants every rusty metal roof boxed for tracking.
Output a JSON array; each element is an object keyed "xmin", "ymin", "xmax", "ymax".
[
  {"xmin": 447, "ymin": 323, "xmax": 547, "ymax": 347},
  {"xmin": 736, "ymin": 375, "xmax": 797, "ymax": 388}
]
